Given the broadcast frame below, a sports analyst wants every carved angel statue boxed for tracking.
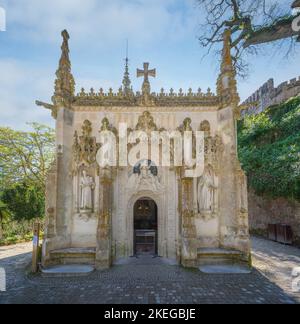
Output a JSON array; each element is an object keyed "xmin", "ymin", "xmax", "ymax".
[
  {"xmin": 197, "ymin": 166, "xmax": 217, "ymax": 213},
  {"xmin": 80, "ymin": 170, "xmax": 95, "ymax": 211}
]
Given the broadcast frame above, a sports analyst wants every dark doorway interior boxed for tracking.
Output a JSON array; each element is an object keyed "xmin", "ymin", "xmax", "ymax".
[{"xmin": 134, "ymin": 198, "xmax": 158, "ymax": 256}]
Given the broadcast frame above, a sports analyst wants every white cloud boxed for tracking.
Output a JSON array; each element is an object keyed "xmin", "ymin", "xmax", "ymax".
[
  {"xmin": 3, "ymin": 0, "xmax": 197, "ymax": 48},
  {"xmin": 0, "ymin": 59, "xmax": 54, "ymax": 129}
]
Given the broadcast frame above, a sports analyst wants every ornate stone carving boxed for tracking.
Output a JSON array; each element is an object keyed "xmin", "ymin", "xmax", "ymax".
[
  {"xmin": 136, "ymin": 111, "xmax": 158, "ymax": 132},
  {"xmin": 217, "ymin": 29, "xmax": 240, "ymax": 110},
  {"xmin": 100, "ymin": 117, "xmax": 118, "ymax": 134},
  {"xmin": 52, "ymin": 30, "xmax": 75, "ymax": 107},
  {"xmin": 200, "ymin": 120, "xmax": 210, "ymax": 133},
  {"xmin": 180, "ymin": 177, "xmax": 198, "ymax": 267},
  {"xmin": 178, "ymin": 118, "xmax": 193, "ymax": 133},
  {"xmin": 73, "ymin": 120, "xmax": 99, "ymax": 165},
  {"xmin": 73, "ymin": 88, "xmax": 219, "ymax": 107},
  {"xmin": 204, "ymin": 134, "xmax": 224, "ymax": 171},
  {"xmin": 236, "ymin": 163, "xmax": 250, "ymax": 239},
  {"xmin": 45, "ymin": 160, "xmax": 57, "ymax": 239},
  {"xmin": 128, "ymin": 161, "xmax": 163, "ymax": 194}
]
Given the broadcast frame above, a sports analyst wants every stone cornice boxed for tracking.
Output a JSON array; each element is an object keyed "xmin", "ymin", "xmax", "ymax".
[
  {"xmin": 70, "ymin": 105, "xmax": 220, "ymax": 113},
  {"xmin": 73, "ymin": 88, "xmax": 220, "ymax": 108}
]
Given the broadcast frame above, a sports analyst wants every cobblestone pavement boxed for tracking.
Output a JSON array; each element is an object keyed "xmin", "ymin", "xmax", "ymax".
[
  {"xmin": 251, "ymin": 236, "xmax": 300, "ymax": 303},
  {"xmin": 0, "ymin": 238, "xmax": 299, "ymax": 304}
]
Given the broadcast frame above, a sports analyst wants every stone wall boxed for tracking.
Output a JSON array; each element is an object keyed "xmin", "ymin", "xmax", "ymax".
[
  {"xmin": 243, "ymin": 77, "xmax": 300, "ymax": 115},
  {"xmin": 248, "ymin": 190, "xmax": 300, "ymax": 245}
]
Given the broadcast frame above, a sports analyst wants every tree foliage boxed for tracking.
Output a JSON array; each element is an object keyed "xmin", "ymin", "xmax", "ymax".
[
  {"xmin": 238, "ymin": 96, "xmax": 300, "ymax": 200},
  {"xmin": 0, "ymin": 123, "xmax": 55, "ymax": 233},
  {"xmin": 1, "ymin": 183, "xmax": 45, "ymax": 221},
  {"xmin": 0, "ymin": 123, "xmax": 55, "ymax": 190}
]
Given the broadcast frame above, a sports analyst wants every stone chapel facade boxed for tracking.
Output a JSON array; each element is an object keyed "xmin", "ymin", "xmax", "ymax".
[{"xmin": 37, "ymin": 30, "xmax": 251, "ymax": 270}]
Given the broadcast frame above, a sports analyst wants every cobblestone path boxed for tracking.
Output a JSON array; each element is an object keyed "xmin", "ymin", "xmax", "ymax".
[{"xmin": 0, "ymin": 238, "xmax": 299, "ymax": 304}]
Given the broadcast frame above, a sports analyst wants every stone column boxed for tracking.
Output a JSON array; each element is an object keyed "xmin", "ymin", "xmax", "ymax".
[
  {"xmin": 96, "ymin": 167, "xmax": 114, "ymax": 269},
  {"xmin": 180, "ymin": 173, "xmax": 197, "ymax": 268}
]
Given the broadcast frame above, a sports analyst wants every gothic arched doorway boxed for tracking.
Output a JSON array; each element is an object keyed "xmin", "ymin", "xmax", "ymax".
[{"xmin": 134, "ymin": 198, "xmax": 158, "ymax": 256}]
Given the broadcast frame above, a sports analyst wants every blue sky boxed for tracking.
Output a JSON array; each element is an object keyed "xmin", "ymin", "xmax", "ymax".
[{"xmin": 0, "ymin": 0, "xmax": 299, "ymax": 130}]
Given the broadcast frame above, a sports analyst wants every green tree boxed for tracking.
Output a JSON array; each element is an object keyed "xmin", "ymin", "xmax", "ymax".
[
  {"xmin": 0, "ymin": 123, "xmax": 55, "ymax": 230},
  {"xmin": 0, "ymin": 201, "xmax": 10, "ymax": 239},
  {"xmin": 0, "ymin": 123, "xmax": 55, "ymax": 191},
  {"xmin": 1, "ymin": 183, "xmax": 45, "ymax": 222}
]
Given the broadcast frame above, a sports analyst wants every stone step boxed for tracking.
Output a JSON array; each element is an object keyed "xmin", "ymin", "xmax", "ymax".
[
  {"xmin": 41, "ymin": 264, "xmax": 95, "ymax": 278},
  {"xmin": 50, "ymin": 247, "xmax": 96, "ymax": 265},
  {"xmin": 199, "ymin": 265, "xmax": 251, "ymax": 274},
  {"xmin": 198, "ymin": 248, "xmax": 243, "ymax": 257},
  {"xmin": 197, "ymin": 248, "xmax": 246, "ymax": 266}
]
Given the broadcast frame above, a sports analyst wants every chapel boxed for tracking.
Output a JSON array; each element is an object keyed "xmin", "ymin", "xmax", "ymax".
[{"xmin": 37, "ymin": 29, "xmax": 251, "ymax": 269}]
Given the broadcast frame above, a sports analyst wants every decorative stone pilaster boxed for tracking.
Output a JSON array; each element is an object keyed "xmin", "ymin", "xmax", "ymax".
[
  {"xmin": 95, "ymin": 167, "xmax": 114, "ymax": 269},
  {"xmin": 42, "ymin": 160, "xmax": 58, "ymax": 267},
  {"xmin": 180, "ymin": 174, "xmax": 198, "ymax": 268},
  {"xmin": 45, "ymin": 160, "xmax": 57, "ymax": 239}
]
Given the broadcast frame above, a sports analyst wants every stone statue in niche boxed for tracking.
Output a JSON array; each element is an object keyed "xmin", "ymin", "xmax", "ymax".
[
  {"xmin": 197, "ymin": 166, "xmax": 217, "ymax": 218},
  {"xmin": 80, "ymin": 170, "xmax": 95, "ymax": 212}
]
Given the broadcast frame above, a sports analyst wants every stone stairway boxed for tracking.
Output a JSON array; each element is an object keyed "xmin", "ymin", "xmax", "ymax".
[
  {"xmin": 197, "ymin": 248, "xmax": 246, "ymax": 266},
  {"xmin": 41, "ymin": 264, "xmax": 95, "ymax": 277},
  {"xmin": 49, "ymin": 247, "xmax": 96, "ymax": 265},
  {"xmin": 197, "ymin": 248, "xmax": 251, "ymax": 274}
]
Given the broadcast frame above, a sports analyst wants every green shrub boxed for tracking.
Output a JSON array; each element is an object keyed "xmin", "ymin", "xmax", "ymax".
[{"xmin": 238, "ymin": 96, "xmax": 300, "ymax": 200}]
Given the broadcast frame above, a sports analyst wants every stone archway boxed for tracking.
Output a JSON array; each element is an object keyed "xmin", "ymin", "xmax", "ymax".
[
  {"xmin": 133, "ymin": 198, "xmax": 158, "ymax": 255},
  {"xmin": 126, "ymin": 191, "xmax": 165, "ymax": 258}
]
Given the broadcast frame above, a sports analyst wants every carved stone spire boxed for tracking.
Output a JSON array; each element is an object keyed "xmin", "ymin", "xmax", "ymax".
[
  {"xmin": 122, "ymin": 56, "xmax": 132, "ymax": 96},
  {"xmin": 217, "ymin": 29, "xmax": 240, "ymax": 111},
  {"xmin": 52, "ymin": 30, "xmax": 75, "ymax": 107},
  {"xmin": 221, "ymin": 29, "xmax": 234, "ymax": 73}
]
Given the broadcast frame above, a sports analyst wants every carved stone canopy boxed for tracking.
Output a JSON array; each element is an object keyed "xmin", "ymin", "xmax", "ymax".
[
  {"xmin": 73, "ymin": 120, "xmax": 99, "ymax": 165},
  {"xmin": 136, "ymin": 111, "xmax": 158, "ymax": 133}
]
